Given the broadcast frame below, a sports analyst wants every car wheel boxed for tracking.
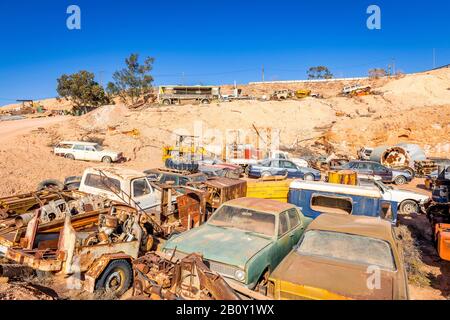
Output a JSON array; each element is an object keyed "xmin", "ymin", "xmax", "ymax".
[
  {"xmin": 95, "ymin": 259, "xmax": 132, "ymax": 297},
  {"xmin": 304, "ymin": 173, "xmax": 315, "ymax": 181},
  {"xmin": 261, "ymin": 171, "xmax": 272, "ymax": 178},
  {"xmin": 394, "ymin": 175, "xmax": 407, "ymax": 185},
  {"xmin": 399, "ymin": 200, "xmax": 419, "ymax": 215},
  {"xmin": 65, "ymin": 154, "xmax": 75, "ymax": 160},
  {"xmin": 162, "ymin": 99, "xmax": 171, "ymax": 106},
  {"xmin": 102, "ymin": 156, "xmax": 113, "ymax": 163},
  {"xmin": 37, "ymin": 179, "xmax": 64, "ymax": 191},
  {"xmin": 201, "ymin": 99, "xmax": 210, "ymax": 104}
]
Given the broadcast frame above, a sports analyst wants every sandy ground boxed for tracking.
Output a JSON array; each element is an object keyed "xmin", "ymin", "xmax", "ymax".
[
  {"xmin": 0, "ymin": 68, "xmax": 449, "ymax": 299},
  {"xmin": 0, "ymin": 116, "xmax": 68, "ymax": 143}
]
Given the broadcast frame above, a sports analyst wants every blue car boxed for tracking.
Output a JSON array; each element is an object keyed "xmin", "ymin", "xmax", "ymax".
[{"xmin": 247, "ymin": 159, "xmax": 321, "ymax": 180}]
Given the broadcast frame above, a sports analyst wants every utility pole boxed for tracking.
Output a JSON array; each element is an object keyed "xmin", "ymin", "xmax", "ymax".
[
  {"xmin": 98, "ymin": 70, "xmax": 105, "ymax": 87},
  {"xmin": 262, "ymin": 65, "xmax": 265, "ymax": 82},
  {"xmin": 433, "ymin": 48, "xmax": 436, "ymax": 69}
]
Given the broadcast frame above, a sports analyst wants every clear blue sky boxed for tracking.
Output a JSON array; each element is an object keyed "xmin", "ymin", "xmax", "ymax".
[{"xmin": 0, "ymin": 0, "xmax": 449, "ymax": 106}]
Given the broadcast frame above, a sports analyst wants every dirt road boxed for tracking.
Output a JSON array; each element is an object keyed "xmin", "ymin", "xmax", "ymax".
[{"xmin": 0, "ymin": 116, "xmax": 68, "ymax": 143}]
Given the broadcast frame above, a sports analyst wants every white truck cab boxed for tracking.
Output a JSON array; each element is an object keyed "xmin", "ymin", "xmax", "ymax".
[{"xmin": 78, "ymin": 167, "xmax": 161, "ymax": 212}]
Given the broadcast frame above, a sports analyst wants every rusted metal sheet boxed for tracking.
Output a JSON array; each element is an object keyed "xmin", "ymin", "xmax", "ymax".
[{"xmin": 204, "ymin": 177, "xmax": 247, "ymax": 209}]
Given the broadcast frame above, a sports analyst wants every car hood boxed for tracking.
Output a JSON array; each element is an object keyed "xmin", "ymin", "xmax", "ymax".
[
  {"xmin": 271, "ymin": 252, "xmax": 396, "ymax": 300},
  {"xmin": 392, "ymin": 169, "xmax": 411, "ymax": 177},
  {"xmin": 163, "ymin": 224, "xmax": 272, "ymax": 268},
  {"xmin": 389, "ymin": 189, "xmax": 429, "ymax": 202},
  {"xmin": 300, "ymin": 167, "xmax": 320, "ymax": 175}
]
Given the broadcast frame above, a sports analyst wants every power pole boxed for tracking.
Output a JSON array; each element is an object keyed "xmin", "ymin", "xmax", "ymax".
[
  {"xmin": 433, "ymin": 48, "xmax": 436, "ymax": 69},
  {"xmin": 98, "ymin": 70, "xmax": 105, "ymax": 87},
  {"xmin": 262, "ymin": 65, "xmax": 265, "ymax": 82}
]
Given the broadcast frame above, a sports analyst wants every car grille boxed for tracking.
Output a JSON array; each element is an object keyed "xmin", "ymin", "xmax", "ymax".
[{"xmin": 206, "ymin": 260, "xmax": 238, "ymax": 278}]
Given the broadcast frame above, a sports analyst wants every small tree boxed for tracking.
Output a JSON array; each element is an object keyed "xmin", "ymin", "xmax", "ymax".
[
  {"xmin": 107, "ymin": 53, "xmax": 155, "ymax": 105},
  {"xmin": 57, "ymin": 71, "xmax": 109, "ymax": 110},
  {"xmin": 307, "ymin": 66, "xmax": 333, "ymax": 80},
  {"xmin": 369, "ymin": 68, "xmax": 387, "ymax": 79}
]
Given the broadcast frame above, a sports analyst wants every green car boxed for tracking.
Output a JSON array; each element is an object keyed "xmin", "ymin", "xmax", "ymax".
[{"xmin": 162, "ymin": 197, "xmax": 312, "ymax": 291}]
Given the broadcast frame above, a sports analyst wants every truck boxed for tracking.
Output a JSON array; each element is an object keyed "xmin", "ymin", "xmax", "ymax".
[
  {"xmin": 157, "ymin": 85, "xmax": 221, "ymax": 105},
  {"xmin": 0, "ymin": 202, "xmax": 153, "ymax": 296}
]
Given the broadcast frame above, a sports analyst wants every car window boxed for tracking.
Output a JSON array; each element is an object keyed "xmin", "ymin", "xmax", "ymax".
[
  {"xmin": 287, "ymin": 208, "xmax": 301, "ymax": 230},
  {"xmin": 86, "ymin": 146, "xmax": 96, "ymax": 152},
  {"xmin": 57, "ymin": 143, "xmax": 72, "ymax": 149},
  {"xmin": 373, "ymin": 164, "xmax": 385, "ymax": 171},
  {"xmin": 133, "ymin": 178, "xmax": 152, "ymax": 197},
  {"xmin": 85, "ymin": 174, "xmax": 121, "ymax": 193},
  {"xmin": 357, "ymin": 163, "xmax": 370, "ymax": 170},
  {"xmin": 311, "ymin": 194, "xmax": 353, "ymax": 215},
  {"xmin": 282, "ymin": 161, "xmax": 297, "ymax": 169},
  {"xmin": 271, "ymin": 160, "xmax": 280, "ymax": 168},
  {"xmin": 278, "ymin": 212, "xmax": 289, "ymax": 236},
  {"xmin": 260, "ymin": 160, "xmax": 271, "ymax": 167},
  {"xmin": 179, "ymin": 177, "xmax": 189, "ymax": 185},
  {"xmin": 297, "ymin": 230, "xmax": 396, "ymax": 271},
  {"xmin": 160, "ymin": 174, "xmax": 178, "ymax": 184},
  {"xmin": 73, "ymin": 145, "xmax": 85, "ymax": 151},
  {"xmin": 208, "ymin": 205, "xmax": 276, "ymax": 237}
]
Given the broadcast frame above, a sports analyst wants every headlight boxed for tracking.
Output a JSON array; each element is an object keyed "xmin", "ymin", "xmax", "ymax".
[{"xmin": 234, "ymin": 269, "xmax": 246, "ymax": 282}]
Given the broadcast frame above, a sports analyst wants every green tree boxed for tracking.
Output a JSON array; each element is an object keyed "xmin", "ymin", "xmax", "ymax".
[
  {"xmin": 307, "ymin": 66, "xmax": 333, "ymax": 80},
  {"xmin": 57, "ymin": 71, "xmax": 109, "ymax": 110},
  {"xmin": 107, "ymin": 53, "xmax": 155, "ymax": 105}
]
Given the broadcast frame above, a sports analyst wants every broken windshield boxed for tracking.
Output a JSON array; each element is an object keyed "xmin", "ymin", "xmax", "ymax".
[
  {"xmin": 208, "ymin": 205, "xmax": 276, "ymax": 237},
  {"xmin": 297, "ymin": 230, "xmax": 396, "ymax": 271}
]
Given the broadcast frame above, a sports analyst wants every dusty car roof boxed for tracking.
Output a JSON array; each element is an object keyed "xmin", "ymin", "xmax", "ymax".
[
  {"xmin": 290, "ymin": 180, "xmax": 381, "ymax": 198},
  {"xmin": 60, "ymin": 141, "xmax": 98, "ymax": 146},
  {"xmin": 86, "ymin": 167, "xmax": 145, "ymax": 180},
  {"xmin": 307, "ymin": 213, "xmax": 393, "ymax": 241},
  {"xmin": 223, "ymin": 197, "xmax": 296, "ymax": 214}
]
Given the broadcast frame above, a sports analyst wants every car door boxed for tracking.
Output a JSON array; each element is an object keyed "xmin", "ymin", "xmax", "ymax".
[
  {"xmin": 131, "ymin": 178, "xmax": 159, "ymax": 211},
  {"xmin": 72, "ymin": 145, "xmax": 86, "ymax": 160},
  {"xmin": 373, "ymin": 163, "xmax": 392, "ymax": 181},
  {"xmin": 84, "ymin": 146, "xmax": 99, "ymax": 161},
  {"xmin": 356, "ymin": 162, "xmax": 374, "ymax": 176},
  {"xmin": 281, "ymin": 160, "xmax": 302, "ymax": 178},
  {"xmin": 270, "ymin": 160, "xmax": 285, "ymax": 175},
  {"xmin": 271, "ymin": 211, "xmax": 293, "ymax": 268},
  {"xmin": 287, "ymin": 208, "xmax": 304, "ymax": 247}
]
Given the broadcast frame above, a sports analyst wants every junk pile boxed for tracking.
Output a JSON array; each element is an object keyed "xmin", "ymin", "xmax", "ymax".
[{"xmin": 132, "ymin": 252, "xmax": 240, "ymax": 300}]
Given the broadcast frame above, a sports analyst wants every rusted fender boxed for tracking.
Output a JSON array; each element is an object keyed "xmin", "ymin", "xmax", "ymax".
[{"xmin": 84, "ymin": 253, "xmax": 133, "ymax": 293}]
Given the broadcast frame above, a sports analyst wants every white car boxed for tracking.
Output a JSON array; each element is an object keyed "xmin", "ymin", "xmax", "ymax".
[
  {"xmin": 360, "ymin": 177, "xmax": 430, "ymax": 214},
  {"xmin": 54, "ymin": 141, "xmax": 123, "ymax": 163}
]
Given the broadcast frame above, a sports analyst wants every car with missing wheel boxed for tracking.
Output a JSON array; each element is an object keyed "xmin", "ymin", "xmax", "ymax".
[
  {"xmin": 333, "ymin": 160, "xmax": 412, "ymax": 185},
  {"xmin": 247, "ymin": 159, "xmax": 321, "ymax": 181},
  {"xmin": 54, "ymin": 141, "xmax": 124, "ymax": 163},
  {"xmin": 267, "ymin": 213, "xmax": 409, "ymax": 300},
  {"xmin": 162, "ymin": 198, "xmax": 312, "ymax": 292}
]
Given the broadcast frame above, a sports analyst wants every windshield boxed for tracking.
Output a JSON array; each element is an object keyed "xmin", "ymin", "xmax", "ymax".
[
  {"xmin": 192, "ymin": 175, "xmax": 207, "ymax": 183},
  {"xmin": 297, "ymin": 230, "xmax": 396, "ymax": 271},
  {"xmin": 208, "ymin": 205, "xmax": 276, "ymax": 237},
  {"xmin": 94, "ymin": 145, "xmax": 103, "ymax": 151}
]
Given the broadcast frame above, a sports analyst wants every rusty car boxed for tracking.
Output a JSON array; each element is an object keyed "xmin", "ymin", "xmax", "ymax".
[
  {"xmin": 267, "ymin": 213, "xmax": 409, "ymax": 300},
  {"xmin": 162, "ymin": 198, "xmax": 312, "ymax": 293}
]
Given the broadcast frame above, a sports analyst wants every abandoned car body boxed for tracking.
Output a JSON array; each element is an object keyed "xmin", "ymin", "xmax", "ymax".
[
  {"xmin": 268, "ymin": 214, "xmax": 409, "ymax": 300},
  {"xmin": 162, "ymin": 198, "xmax": 312, "ymax": 291},
  {"xmin": 0, "ymin": 203, "xmax": 153, "ymax": 296},
  {"xmin": 247, "ymin": 159, "xmax": 321, "ymax": 180},
  {"xmin": 288, "ymin": 181, "xmax": 398, "ymax": 225},
  {"xmin": 54, "ymin": 141, "xmax": 124, "ymax": 163}
]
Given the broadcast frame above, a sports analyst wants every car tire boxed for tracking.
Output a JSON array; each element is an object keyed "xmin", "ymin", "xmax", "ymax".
[
  {"xmin": 95, "ymin": 259, "xmax": 132, "ymax": 297},
  {"xmin": 304, "ymin": 174, "xmax": 315, "ymax": 181},
  {"xmin": 394, "ymin": 175, "xmax": 407, "ymax": 185},
  {"xmin": 102, "ymin": 156, "xmax": 113, "ymax": 163},
  {"xmin": 162, "ymin": 99, "xmax": 171, "ymax": 106},
  {"xmin": 201, "ymin": 99, "xmax": 210, "ymax": 104},
  {"xmin": 37, "ymin": 179, "xmax": 64, "ymax": 191},
  {"xmin": 399, "ymin": 200, "xmax": 419, "ymax": 215},
  {"xmin": 65, "ymin": 154, "xmax": 75, "ymax": 160}
]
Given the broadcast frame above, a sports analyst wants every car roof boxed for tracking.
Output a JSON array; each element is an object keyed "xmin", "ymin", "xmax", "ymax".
[
  {"xmin": 85, "ymin": 167, "xmax": 145, "ymax": 180},
  {"xmin": 223, "ymin": 197, "xmax": 296, "ymax": 214},
  {"xmin": 60, "ymin": 141, "xmax": 98, "ymax": 146},
  {"xmin": 145, "ymin": 168, "xmax": 205, "ymax": 177},
  {"xmin": 289, "ymin": 180, "xmax": 381, "ymax": 198},
  {"xmin": 306, "ymin": 213, "xmax": 393, "ymax": 241}
]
